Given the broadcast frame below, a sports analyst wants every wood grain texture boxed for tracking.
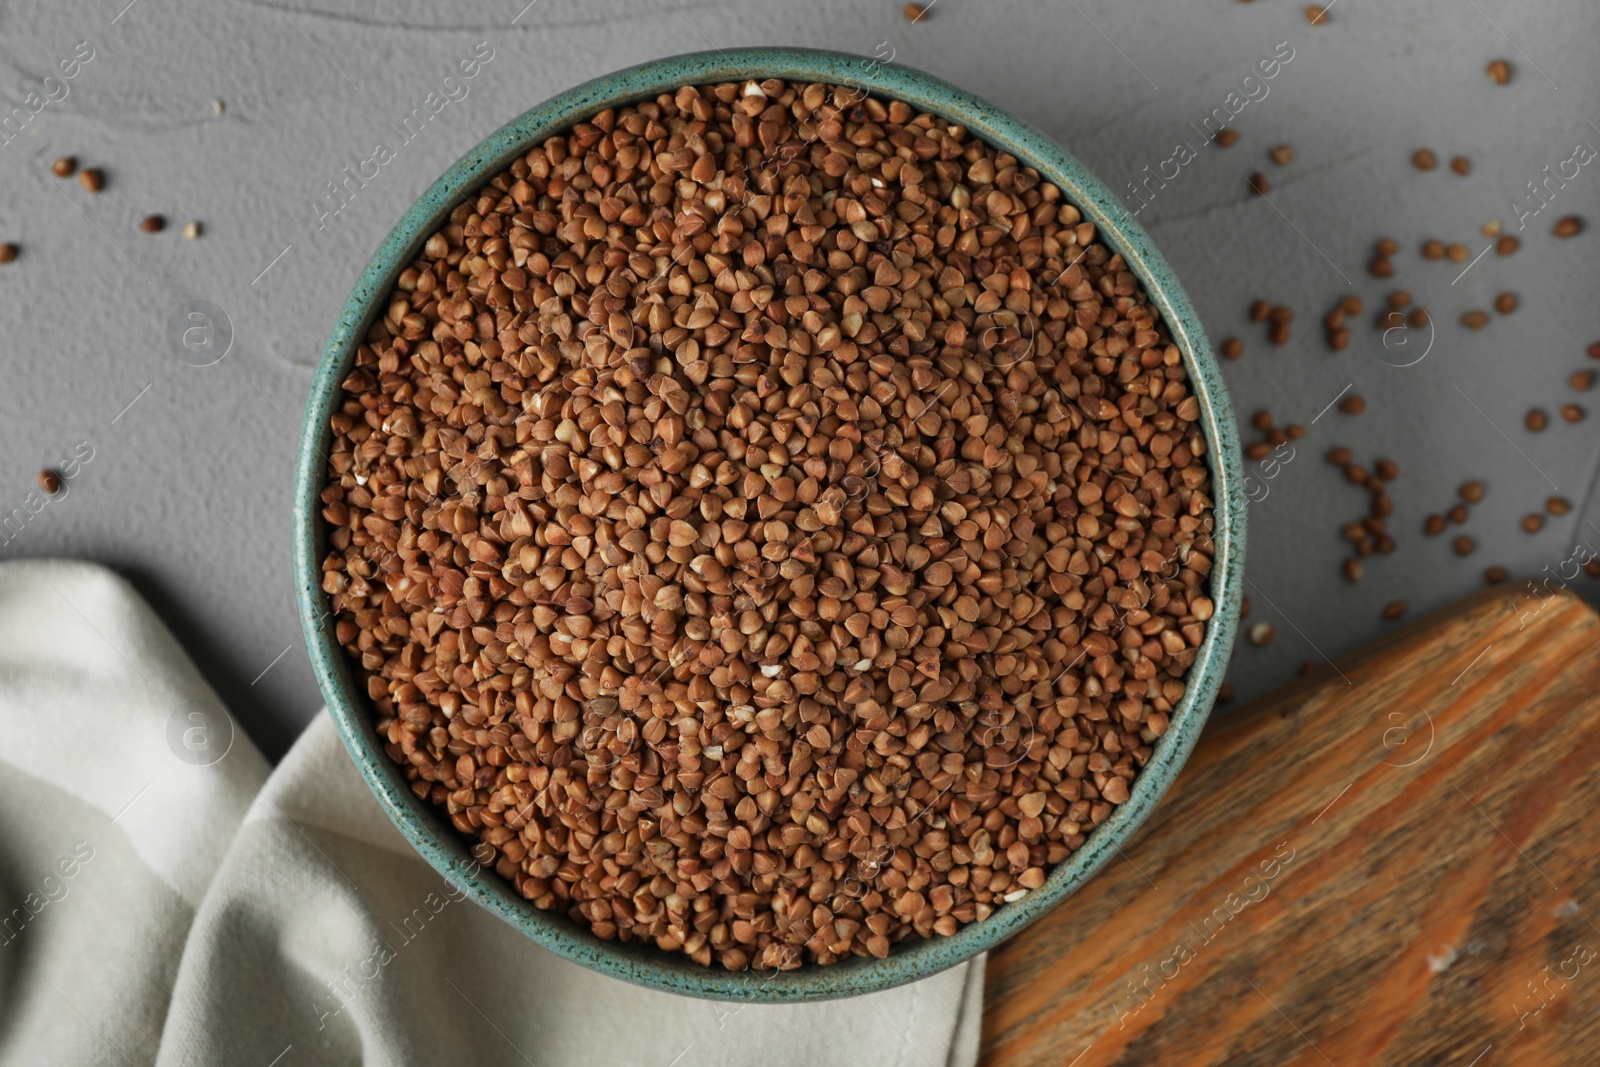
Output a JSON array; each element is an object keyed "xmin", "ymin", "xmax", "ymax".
[{"xmin": 981, "ymin": 586, "xmax": 1600, "ymax": 1067}]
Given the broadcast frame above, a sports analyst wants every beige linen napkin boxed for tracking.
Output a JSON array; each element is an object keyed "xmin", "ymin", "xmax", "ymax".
[{"xmin": 0, "ymin": 560, "xmax": 984, "ymax": 1066}]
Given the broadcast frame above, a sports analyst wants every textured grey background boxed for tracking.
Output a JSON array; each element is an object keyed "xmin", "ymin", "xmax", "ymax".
[{"xmin": 1, "ymin": 0, "xmax": 1596, "ymax": 761}]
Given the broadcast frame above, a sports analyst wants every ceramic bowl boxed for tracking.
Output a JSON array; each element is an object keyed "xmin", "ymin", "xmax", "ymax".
[{"xmin": 294, "ymin": 46, "xmax": 1245, "ymax": 1003}]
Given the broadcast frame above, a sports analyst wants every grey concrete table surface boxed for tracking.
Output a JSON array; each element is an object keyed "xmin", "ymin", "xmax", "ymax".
[{"xmin": 1, "ymin": 0, "xmax": 1595, "ymax": 761}]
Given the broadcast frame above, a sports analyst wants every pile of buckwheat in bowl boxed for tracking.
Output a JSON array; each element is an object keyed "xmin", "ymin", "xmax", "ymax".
[{"xmin": 316, "ymin": 75, "xmax": 1219, "ymax": 974}]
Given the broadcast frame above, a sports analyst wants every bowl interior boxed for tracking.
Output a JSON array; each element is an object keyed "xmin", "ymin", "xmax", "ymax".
[{"xmin": 293, "ymin": 46, "xmax": 1246, "ymax": 1003}]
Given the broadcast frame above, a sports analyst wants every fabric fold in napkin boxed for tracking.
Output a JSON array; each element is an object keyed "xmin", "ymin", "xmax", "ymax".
[{"xmin": 0, "ymin": 560, "xmax": 984, "ymax": 1067}]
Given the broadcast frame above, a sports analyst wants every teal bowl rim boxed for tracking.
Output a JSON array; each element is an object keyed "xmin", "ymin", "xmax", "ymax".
[{"xmin": 293, "ymin": 46, "xmax": 1245, "ymax": 1003}]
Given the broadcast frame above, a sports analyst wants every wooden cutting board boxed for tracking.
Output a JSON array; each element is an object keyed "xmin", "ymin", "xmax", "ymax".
[{"xmin": 981, "ymin": 585, "xmax": 1600, "ymax": 1067}]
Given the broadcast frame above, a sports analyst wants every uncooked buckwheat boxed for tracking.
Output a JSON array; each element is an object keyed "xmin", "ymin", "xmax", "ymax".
[{"xmin": 319, "ymin": 79, "xmax": 1216, "ymax": 970}]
